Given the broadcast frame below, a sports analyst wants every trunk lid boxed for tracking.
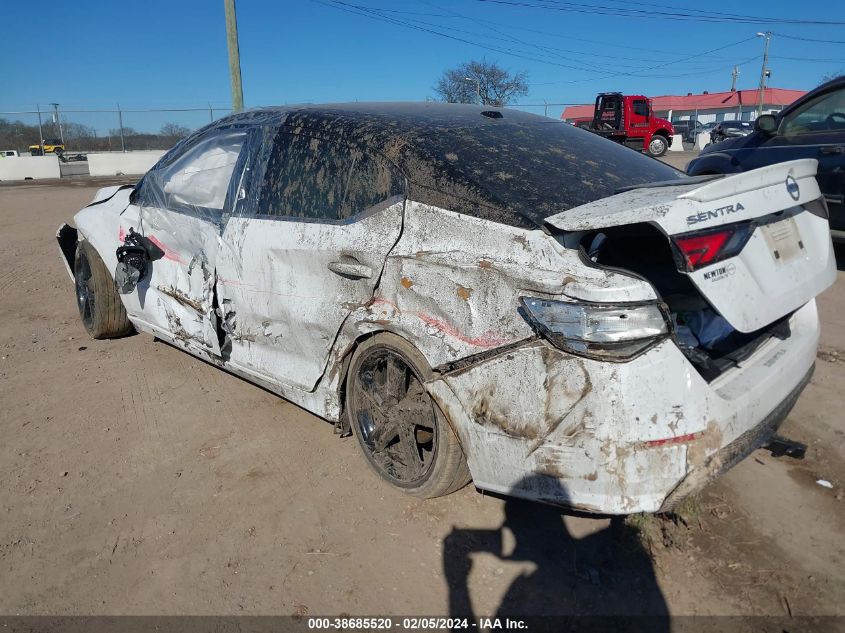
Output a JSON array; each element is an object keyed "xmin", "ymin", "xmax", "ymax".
[{"xmin": 546, "ymin": 159, "xmax": 837, "ymax": 333}]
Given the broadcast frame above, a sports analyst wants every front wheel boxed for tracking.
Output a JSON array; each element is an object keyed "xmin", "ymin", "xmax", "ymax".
[
  {"xmin": 74, "ymin": 240, "xmax": 134, "ymax": 339},
  {"xmin": 647, "ymin": 135, "xmax": 668, "ymax": 157},
  {"xmin": 346, "ymin": 334, "xmax": 471, "ymax": 498}
]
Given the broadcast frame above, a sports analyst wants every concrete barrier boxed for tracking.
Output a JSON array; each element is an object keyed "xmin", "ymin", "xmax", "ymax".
[
  {"xmin": 87, "ymin": 151, "xmax": 165, "ymax": 177},
  {"xmin": 0, "ymin": 155, "xmax": 61, "ymax": 181},
  {"xmin": 696, "ymin": 132, "xmax": 711, "ymax": 150},
  {"xmin": 668, "ymin": 134, "xmax": 684, "ymax": 151}
]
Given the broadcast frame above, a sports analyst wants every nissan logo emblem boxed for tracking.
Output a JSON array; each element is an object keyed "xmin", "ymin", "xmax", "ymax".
[{"xmin": 786, "ymin": 175, "xmax": 800, "ymax": 201}]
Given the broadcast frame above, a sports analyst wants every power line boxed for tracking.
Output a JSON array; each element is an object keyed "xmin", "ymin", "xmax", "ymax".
[
  {"xmin": 318, "ymin": 0, "xmax": 759, "ymax": 85},
  {"xmin": 464, "ymin": 10, "xmax": 722, "ymax": 57},
  {"xmin": 316, "ymin": 0, "xmax": 627, "ymax": 74},
  {"xmin": 420, "ymin": 0, "xmax": 737, "ymax": 65},
  {"xmin": 416, "ymin": 0, "xmax": 707, "ymax": 69},
  {"xmin": 771, "ymin": 55, "xmax": 845, "ymax": 63},
  {"xmin": 775, "ymin": 32, "xmax": 845, "ymax": 44},
  {"xmin": 471, "ymin": 0, "xmax": 845, "ymax": 25}
]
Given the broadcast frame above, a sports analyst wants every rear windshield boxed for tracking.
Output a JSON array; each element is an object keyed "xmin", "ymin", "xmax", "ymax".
[{"xmin": 406, "ymin": 119, "xmax": 683, "ymax": 228}]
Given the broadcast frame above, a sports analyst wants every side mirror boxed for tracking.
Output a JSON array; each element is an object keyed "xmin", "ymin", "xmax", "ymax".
[{"xmin": 755, "ymin": 114, "xmax": 777, "ymax": 135}]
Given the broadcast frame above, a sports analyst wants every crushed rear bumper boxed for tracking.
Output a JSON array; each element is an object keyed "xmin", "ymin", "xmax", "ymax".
[{"xmin": 658, "ymin": 363, "xmax": 814, "ymax": 512}]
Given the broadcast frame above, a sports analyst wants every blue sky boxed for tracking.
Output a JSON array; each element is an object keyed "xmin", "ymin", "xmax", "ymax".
[{"xmin": 1, "ymin": 0, "xmax": 843, "ymax": 133}]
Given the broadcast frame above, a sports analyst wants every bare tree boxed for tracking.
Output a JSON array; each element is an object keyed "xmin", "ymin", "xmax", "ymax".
[
  {"xmin": 159, "ymin": 123, "xmax": 191, "ymax": 139},
  {"xmin": 63, "ymin": 122, "xmax": 97, "ymax": 141},
  {"xmin": 434, "ymin": 60, "xmax": 528, "ymax": 107},
  {"xmin": 820, "ymin": 71, "xmax": 844, "ymax": 84},
  {"xmin": 109, "ymin": 126, "xmax": 138, "ymax": 137}
]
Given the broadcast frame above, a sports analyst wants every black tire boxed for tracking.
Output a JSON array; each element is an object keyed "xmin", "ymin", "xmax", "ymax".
[
  {"xmin": 74, "ymin": 240, "xmax": 134, "ymax": 339},
  {"xmin": 346, "ymin": 333, "xmax": 471, "ymax": 498},
  {"xmin": 647, "ymin": 134, "xmax": 669, "ymax": 157}
]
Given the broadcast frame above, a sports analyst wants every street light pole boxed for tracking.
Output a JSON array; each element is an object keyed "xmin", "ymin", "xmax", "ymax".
[
  {"xmin": 224, "ymin": 0, "xmax": 245, "ymax": 113},
  {"xmin": 756, "ymin": 31, "xmax": 772, "ymax": 117}
]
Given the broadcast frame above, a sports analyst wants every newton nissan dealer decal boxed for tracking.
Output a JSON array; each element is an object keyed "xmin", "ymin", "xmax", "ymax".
[{"xmin": 702, "ymin": 262, "xmax": 737, "ymax": 281}]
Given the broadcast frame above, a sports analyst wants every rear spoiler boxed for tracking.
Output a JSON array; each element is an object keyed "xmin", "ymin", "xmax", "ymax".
[{"xmin": 545, "ymin": 159, "xmax": 820, "ymax": 235}]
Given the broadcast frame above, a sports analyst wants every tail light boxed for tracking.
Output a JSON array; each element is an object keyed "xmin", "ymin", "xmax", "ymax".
[
  {"xmin": 519, "ymin": 298, "xmax": 669, "ymax": 361},
  {"xmin": 672, "ymin": 222, "xmax": 754, "ymax": 272}
]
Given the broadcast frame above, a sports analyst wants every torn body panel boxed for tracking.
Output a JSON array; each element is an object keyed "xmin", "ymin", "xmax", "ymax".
[
  {"xmin": 331, "ymin": 201, "xmax": 658, "ymax": 372},
  {"xmin": 130, "ymin": 203, "xmax": 221, "ymax": 355},
  {"xmin": 215, "ymin": 199, "xmax": 405, "ymax": 392},
  {"xmin": 425, "ymin": 300, "xmax": 819, "ymax": 514}
]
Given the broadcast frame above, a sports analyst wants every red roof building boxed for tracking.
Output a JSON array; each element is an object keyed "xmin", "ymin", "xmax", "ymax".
[{"xmin": 561, "ymin": 88, "xmax": 806, "ymax": 124}]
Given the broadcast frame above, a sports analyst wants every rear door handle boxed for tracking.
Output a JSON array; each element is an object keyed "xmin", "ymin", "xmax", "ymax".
[
  {"xmin": 820, "ymin": 146, "xmax": 844, "ymax": 155},
  {"xmin": 327, "ymin": 261, "xmax": 373, "ymax": 280}
]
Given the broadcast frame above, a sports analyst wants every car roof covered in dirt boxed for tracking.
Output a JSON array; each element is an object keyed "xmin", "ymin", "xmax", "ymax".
[{"xmin": 214, "ymin": 102, "xmax": 685, "ymax": 229}]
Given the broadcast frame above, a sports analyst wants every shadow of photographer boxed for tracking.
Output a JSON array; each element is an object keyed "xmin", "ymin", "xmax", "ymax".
[{"xmin": 443, "ymin": 475, "xmax": 668, "ymax": 631}]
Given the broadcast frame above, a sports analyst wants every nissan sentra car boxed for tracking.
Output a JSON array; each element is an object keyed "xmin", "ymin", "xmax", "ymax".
[{"xmin": 57, "ymin": 103, "xmax": 836, "ymax": 514}]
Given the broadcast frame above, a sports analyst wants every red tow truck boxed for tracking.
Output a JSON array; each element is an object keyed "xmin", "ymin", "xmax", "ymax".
[{"xmin": 576, "ymin": 92, "xmax": 675, "ymax": 157}]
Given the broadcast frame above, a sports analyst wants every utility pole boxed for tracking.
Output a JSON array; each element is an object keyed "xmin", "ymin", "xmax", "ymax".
[
  {"xmin": 117, "ymin": 103, "xmax": 126, "ymax": 152},
  {"xmin": 224, "ymin": 0, "xmax": 244, "ymax": 113},
  {"xmin": 756, "ymin": 32, "xmax": 772, "ymax": 116},
  {"xmin": 730, "ymin": 65, "xmax": 740, "ymax": 92},
  {"xmin": 36, "ymin": 104, "xmax": 44, "ymax": 150},
  {"xmin": 50, "ymin": 103, "xmax": 64, "ymax": 144}
]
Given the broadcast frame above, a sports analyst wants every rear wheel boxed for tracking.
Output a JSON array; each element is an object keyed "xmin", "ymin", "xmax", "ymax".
[
  {"xmin": 74, "ymin": 240, "xmax": 134, "ymax": 339},
  {"xmin": 346, "ymin": 334, "xmax": 470, "ymax": 498},
  {"xmin": 647, "ymin": 134, "xmax": 668, "ymax": 157}
]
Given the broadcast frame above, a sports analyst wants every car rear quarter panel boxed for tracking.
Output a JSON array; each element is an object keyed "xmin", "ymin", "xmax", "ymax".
[
  {"xmin": 330, "ymin": 201, "xmax": 659, "ymax": 373},
  {"xmin": 424, "ymin": 300, "xmax": 820, "ymax": 514}
]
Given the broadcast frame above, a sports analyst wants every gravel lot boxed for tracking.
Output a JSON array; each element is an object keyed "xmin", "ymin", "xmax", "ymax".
[{"xmin": 1, "ymin": 179, "xmax": 843, "ymax": 623}]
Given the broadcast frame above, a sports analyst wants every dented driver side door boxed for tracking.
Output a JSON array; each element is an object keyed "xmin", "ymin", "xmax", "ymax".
[
  {"xmin": 132, "ymin": 128, "xmax": 249, "ymax": 355},
  {"xmin": 216, "ymin": 128, "xmax": 406, "ymax": 392}
]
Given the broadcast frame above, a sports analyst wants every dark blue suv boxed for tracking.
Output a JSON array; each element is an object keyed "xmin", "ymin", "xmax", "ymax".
[{"xmin": 687, "ymin": 77, "xmax": 845, "ymax": 243}]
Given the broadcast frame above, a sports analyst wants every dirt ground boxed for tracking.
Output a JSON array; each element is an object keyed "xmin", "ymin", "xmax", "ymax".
[
  {"xmin": 658, "ymin": 149, "xmax": 699, "ymax": 171},
  {"xmin": 1, "ymin": 180, "xmax": 843, "ymax": 625}
]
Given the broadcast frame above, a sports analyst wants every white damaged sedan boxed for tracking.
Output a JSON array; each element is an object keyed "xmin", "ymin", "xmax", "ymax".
[{"xmin": 57, "ymin": 103, "xmax": 837, "ymax": 514}]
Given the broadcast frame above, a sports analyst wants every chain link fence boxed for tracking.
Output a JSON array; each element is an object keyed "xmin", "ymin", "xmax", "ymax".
[
  {"xmin": 0, "ymin": 102, "xmax": 577, "ymax": 157},
  {"xmin": 0, "ymin": 105, "xmax": 232, "ymax": 155}
]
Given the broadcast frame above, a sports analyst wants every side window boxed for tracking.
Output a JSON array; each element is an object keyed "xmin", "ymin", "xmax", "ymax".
[
  {"xmin": 257, "ymin": 131, "xmax": 404, "ymax": 221},
  {"xmin": 144, "ymin": 130, "xmax": 246, "ymax": 214},
  {"xmin": 632, "ymin": 100, "xmax": 649, "ymax": 117},
  {"xmin": 781, "ymin": 88, "xmax": 845, "ymax": 136},
  {"xmin": 340, "ymin": 145, "xmax": 405, "ymax": 219}
]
